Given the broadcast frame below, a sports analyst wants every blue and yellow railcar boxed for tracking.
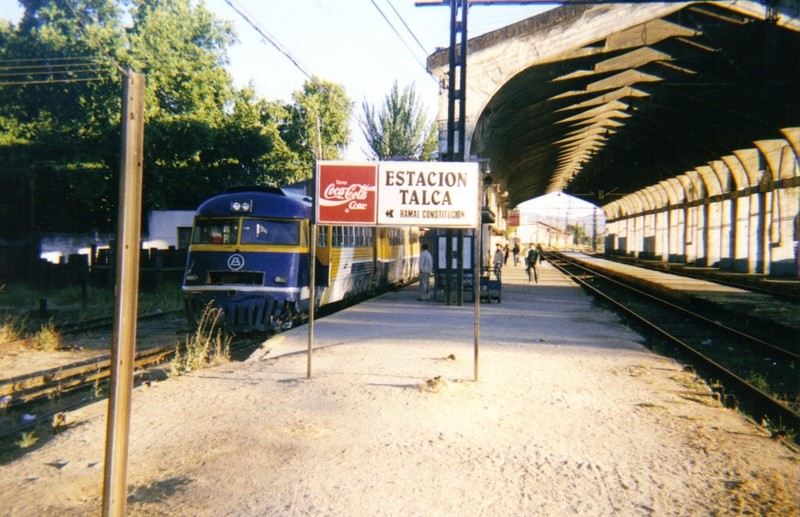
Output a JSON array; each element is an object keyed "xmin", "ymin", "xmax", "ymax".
[{"xmin": 182, "ymin": 186, "xmax": 419, "ymax": 332}]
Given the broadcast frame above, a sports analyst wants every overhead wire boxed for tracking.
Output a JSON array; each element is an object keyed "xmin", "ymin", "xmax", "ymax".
[
  {"xmin": 63, "ymin": 0, "xmax": 128, "ymax": 76},
  {"xmin": 368, "ymin": 0, "xmax": 430, "ymax": 72},
  {"xmin": 384, "ymin": 0, "xmax": 430, "ymax": 58},
  {"xmin": 316, "ymin": 0, "xmax": 404, "ymax": 75},
  {"xmin": 0, "ymin": 0, "xmax": 126, "ymax": 86},
  {"xmin": 0, "ymin": 58, "xmax": 112, "ymax": 86},
  {"xmin": 224, "ymin": 0, "xmax": 315, "ymax": 82},
  {"xmin": 222, "ymin": 0, "xmax": 382, "ymax": 159},
  {"xmin": 0, "ymin": 77, "xmax": 106, "ymax": 86},
  {"xmin": 222, "ymin": 2, "xmax": 367, "ymax": 115},
  {"xmin": 218, "ymin": 0, "xmax": 444, "ymax": 157}
]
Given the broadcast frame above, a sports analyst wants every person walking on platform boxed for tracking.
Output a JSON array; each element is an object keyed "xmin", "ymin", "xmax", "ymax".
[
  {"xmin": 512, "ymin": 243, "xmax": 520, "ymax": 266},
  {"xmin": 418, "ymin": 243, "xmax": 433, "ymax": 301},
  {"xmin": 526, "ymin": 244, "xmax": 541, "ymax": 284},
  {"xmin": 493, "ymin": 243, "xmax": 504, "ymax": 279}
]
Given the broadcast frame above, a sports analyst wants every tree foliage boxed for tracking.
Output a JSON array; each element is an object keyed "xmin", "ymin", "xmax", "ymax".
[
  {"xmin": 0, "ymin": 0, "xmax": 353, "ymax": 238},
  {"xmin": 282, "ymin": 77, "xmax": 352, "ymax": 166},
  {"xmin": 360, "ymin": 80, "xmax": 438, "ymax": 161}
]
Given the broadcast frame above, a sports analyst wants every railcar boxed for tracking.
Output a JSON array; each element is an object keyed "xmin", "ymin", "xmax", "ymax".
[{"xmin": 182, "ymin": 186, "xmax": 420, "ymax": 332}]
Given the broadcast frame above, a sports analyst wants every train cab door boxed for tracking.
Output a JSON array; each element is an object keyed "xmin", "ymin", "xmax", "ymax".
[{"xmin": 314, "ymin": 224, "xmax": 331, "ymax": 287}]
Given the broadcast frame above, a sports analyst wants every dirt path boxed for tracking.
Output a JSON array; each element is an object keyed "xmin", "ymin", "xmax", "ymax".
[{"xmin": 1, "ymin": 263, "xmax": 797, "ymax": 516}]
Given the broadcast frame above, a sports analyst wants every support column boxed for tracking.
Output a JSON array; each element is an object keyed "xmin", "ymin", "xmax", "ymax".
[
  {"xmin": 683, "ymin": 206, "xmax": 695, "ymax": 264},
  {"xmin": 746, "ymin": 193, "xmax": 761, "ymax": 273},
  {"xmin": 719, "ymin": 198, "xmax": 735, "ymax": 270},
  {"xmin": 654, "ymin": 210, "xmax": 666, "ymax": 261},
  {"xmin": 706, "ymin": 201, "xmax": 722, "ymax": 267}
]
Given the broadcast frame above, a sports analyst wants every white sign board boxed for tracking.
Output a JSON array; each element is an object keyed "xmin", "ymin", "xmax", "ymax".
[{"xmin": 376, "ymin": 161, "xmax": 480, "ymax": 228}]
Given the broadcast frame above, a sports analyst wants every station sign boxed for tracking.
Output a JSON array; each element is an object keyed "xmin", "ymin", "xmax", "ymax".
[{"xmin": 316, "ymin": 161, "xmax": 480, "ymax": 229}]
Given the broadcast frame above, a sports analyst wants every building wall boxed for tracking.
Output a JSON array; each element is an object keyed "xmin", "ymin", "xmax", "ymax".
[{"xmin": 38, "ymin": 210, "xmax": 195, "ymax": 264}]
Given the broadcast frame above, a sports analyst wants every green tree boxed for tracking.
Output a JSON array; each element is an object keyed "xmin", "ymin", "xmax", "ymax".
[
  {"xmin": 0, "ymin": 1, "xmax": 355, "ymax": 238},
  {"xmin": 0, "ymin": 0, "xmax": 126, "ymax": 234},
  {"xmin": 281, "ymin": 76, "xmax": 352, "ymax": 172},
  {"xmin": 360, "ymin": 80, "xmax": 437, "ymax": 161},
  {"xmin": 124, "ymin": 0, "xmax": 238, "ymax": 209}
]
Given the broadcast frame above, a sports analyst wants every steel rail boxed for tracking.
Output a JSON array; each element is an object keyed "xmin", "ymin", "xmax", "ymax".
[
  {"xmin": 0, "ymin": 334, "xmax": 267, "ymax": 441},
  {"xmin": 547, "ymin": 252, "xmax": 800, "ymax": 435},
  {"xmin": 551, "ymin": 254, "xmax": 800, "ymax": 362}
]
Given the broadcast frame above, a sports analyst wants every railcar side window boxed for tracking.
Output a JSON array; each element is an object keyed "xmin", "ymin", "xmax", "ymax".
[
  {"xmin": 241, "ymin": 219, "xmax": 300, "ymax": 245},
  {"xmin": 192, "ymin": 219, "xmax": 239, "ymax": 244},
  {"xmin": 317, "ymin": 226, "xmax": 329, "ymax": 248},
  {"xmin": 332, "ymin": 226, "xmax": 344, "ymax": 247}
]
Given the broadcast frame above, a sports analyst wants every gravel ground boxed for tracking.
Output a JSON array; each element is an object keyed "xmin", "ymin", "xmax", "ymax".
[{"xmin": 1, "ymin": 262, "xmax": 797, "ymax": 516}]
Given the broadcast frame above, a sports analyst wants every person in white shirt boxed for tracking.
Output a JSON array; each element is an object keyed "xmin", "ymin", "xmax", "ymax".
[
  {"xmin": 493, "ymin": 243, "xmax": 504, "ymax": 279},
  {"xmin": 418, "ymin": 243, "xmax": 433, "ymax": 301}
]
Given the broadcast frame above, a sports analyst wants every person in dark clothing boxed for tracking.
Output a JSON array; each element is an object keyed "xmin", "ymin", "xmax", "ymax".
[{"xmin": 526, "ymin": 244, "xmax": 541, "ymax": 284}]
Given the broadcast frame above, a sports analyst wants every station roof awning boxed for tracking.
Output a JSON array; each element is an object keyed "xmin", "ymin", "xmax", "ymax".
[{"xmin": 429, "ymin": 1, "xmax": 800, "ymax": 208}]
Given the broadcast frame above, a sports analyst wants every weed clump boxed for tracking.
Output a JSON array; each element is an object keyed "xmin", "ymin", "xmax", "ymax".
[
  {"xmin": 15, "ymin": 431, "xmax": 38, "ymax": 449},
  {"xmin": 170, "ymin": 303, "xmax": 230, "ymax": 376},
  {"xmin": 34, "ymin": 321, "xmax": 61, "ymax": 351},
  {"xmin": 0, "ymin": 313, "xmax": 22, "ymax": 343}
]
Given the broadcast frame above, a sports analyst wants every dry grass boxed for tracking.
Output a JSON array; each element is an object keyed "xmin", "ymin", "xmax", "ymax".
[
  {"xmin": 15, "ymin": 431, "xmax": 39, "ymax": 449},
  {"xmin": 723, "ymin": 469, "xmax": 799, "ymax": 516},
  {"xmin": 33, "ymin": 321, "xmax": 61, "ymax": 351},
  {"xmin": 0, "ymin": 313, "xmax": 23, "ymax": 343},
  {"xmin": 170, "ymin": 302, "xmax": 231, "ymax": 376}
]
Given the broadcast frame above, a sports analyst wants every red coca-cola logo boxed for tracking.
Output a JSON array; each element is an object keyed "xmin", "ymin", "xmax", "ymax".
[
  {"xmin": 317, "ymin": 163, "xmax": 377, "ymax": 224},
  {"xmin": 322, "ymin": 183, "xmax": 371, "ymax": 203}
]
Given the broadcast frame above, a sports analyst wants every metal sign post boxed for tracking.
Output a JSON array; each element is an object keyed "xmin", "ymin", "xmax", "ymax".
[
  {"xmin": 314, "ymin": 160, "xmax": 481, "ymax": 380},
  {"xmin": 307, "ymin": 223, "xmax": 317, "ymax": 379},
  {"xmin": 474, "ymin": 179, "xmax": 483, "ymax": 382}
]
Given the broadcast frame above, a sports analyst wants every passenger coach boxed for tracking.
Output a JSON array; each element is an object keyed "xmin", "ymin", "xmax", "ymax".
[{"xmin": 182, "ymin": 186, "xmax": 420, "ymax": 332}]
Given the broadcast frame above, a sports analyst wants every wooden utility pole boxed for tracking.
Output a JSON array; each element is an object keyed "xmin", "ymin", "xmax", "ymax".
[{"xmin": 102, "ymin": 70, "xmax": 145, "ymax": 517}]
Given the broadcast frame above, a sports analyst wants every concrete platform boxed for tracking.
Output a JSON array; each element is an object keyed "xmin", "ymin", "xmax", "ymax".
[
  {"xmin": 560, "ymin": 252, "xmax": 800, "ymax": 338},
  {"xmin": 2, "ymin": 259, "xmax": 797, "ymax": 515},
  {"xmin": 254, "ymin": 259, "xmax": 643, "ymax": 373}
]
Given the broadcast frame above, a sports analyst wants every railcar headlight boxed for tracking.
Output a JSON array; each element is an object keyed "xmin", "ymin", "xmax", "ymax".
[
  {"xmin": 185, "ymin": 274, "xmax": 198, "ymax": 281},
  {"xmin": 231, "ymin": 200, "xmax": 253, "ymax": 213},
  {"xmin": 274, "ymin": 275, "xmax": 287, "ymax": 284}
]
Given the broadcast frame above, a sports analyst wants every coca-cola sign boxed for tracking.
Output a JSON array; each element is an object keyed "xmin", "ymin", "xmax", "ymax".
[{"xmin": 316, "ymin": 163, "xmax": 378, "ymax": 224}]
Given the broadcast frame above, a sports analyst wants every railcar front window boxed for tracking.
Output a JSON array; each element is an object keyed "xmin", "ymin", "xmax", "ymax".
[
  {"xmin": 192, "ymin": 219, "xmax": 239, "ymax": 244},
  {"xmin": 241, "ymin": 219, "xmax": 300, "ymax": 245}
]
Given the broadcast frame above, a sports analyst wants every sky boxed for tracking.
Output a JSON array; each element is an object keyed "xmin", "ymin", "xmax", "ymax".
[
  {"xmin": 518, "ymin": 192, "xmax": 604, "ymax": 232},
  {"xmin": 197, "ymin": 0, "xmax": 557, "ymax": 160},
  {"xmin": 0, "ymin": 0, "xmax": 554, "ymax": 162}
]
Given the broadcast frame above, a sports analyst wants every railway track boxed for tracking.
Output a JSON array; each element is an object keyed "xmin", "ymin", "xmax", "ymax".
[
  {"xmin": 547, "ymin": 252, "xmax": 800, "ymax": 437},
  {"xmin": 0, "ymin": 281, "xmax": 407, "ymax": 446},
  {"xmin": 0, "ymin": 344, "xmax": 175, "ymax": 441},
  {"xmin": 0, "ymin": 309, "xmax": 269, "ymax": 444}
]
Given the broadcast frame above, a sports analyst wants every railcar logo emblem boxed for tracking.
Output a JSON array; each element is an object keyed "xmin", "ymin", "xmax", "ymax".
[{"xmin": 227, "ymin": 254, "xmax": 245, "ymax": 270}]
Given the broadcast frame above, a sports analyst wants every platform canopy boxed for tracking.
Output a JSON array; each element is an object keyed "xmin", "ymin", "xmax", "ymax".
[{"xmin": 427, "ymin": 0, "xmax": 800, "ymax": 208}]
